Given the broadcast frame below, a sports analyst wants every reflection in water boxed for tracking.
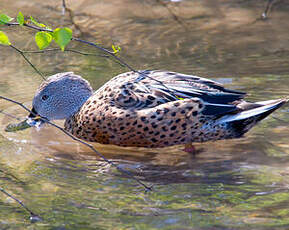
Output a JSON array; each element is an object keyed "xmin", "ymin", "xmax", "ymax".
[{"xmin": 0, "ymin": 0, "xmax": 289, "ymax": 229}]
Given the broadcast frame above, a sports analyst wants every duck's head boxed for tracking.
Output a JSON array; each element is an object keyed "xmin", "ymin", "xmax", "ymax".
[{"xmin": 28, "ymin": 72, "xmax": 93, "ymax": 126}]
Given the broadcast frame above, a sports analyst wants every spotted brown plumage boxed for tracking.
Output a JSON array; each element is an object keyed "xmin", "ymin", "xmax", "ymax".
[{"xmin": 28, "ymin": 71, "xmax": 287, "ymax": 148}]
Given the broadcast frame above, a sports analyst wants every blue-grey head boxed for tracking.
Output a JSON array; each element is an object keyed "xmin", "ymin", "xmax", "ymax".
[{"xmin": 28, "ymin": 72, "xmax": 93, "ymax": 125}]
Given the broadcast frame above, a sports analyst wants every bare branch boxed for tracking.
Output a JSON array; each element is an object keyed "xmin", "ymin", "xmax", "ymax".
[
  {"xmin": 9, "ymin": 45, "xmax": 46, "ymax": 80},
  {"xmin": 60, "ymin": 1, "xmax": 84, "ymax": 35},
  {"xmin": 62, "ymin": 0, "xmax": 66, "ymax": 15},
  {"xmin": 262, "ymin": 0, "xmax": 276, "ymax": 19},
  {"xmin": 6, "ymin": 22, "xmax": 53, "ymax": 32},
  {"xmin": 155, "ymin": 0, "xmax": 189, "ymax": 31},
  {"xmin": 21, "ymin": 48, "xmax": 109, "ymax": 58},
  {"xmin": 0, "ymin": 95, "xmax": 153, "ymax": 192},
  {"xmin": 0, "ymin": 168, "xmax": 26, "ymax": 184},
  {"xmin": 72, "ymin": 38, "xmax": 177, "ymax": 94},
  {"xmin": 0, "ymin": 110, "xmax": 21, "ymax": 120},
  {"xmin": 0, "ymin": 187, "xmax": 41, "ymax": 222},
  {"xmin": 4, "ymin": 21, "xmax": 177, "ymax": 96}
]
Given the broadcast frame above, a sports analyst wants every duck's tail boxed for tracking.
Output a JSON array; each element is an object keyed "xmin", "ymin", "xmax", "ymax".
[{"xmin": 215, "ymin": 98, "xmax": 288, "ymax": 137}]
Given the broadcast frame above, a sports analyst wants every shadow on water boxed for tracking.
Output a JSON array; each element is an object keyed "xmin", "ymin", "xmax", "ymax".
[{"xmin": 0, "ymin": 0, "xmax": 289, "ymax": 229}]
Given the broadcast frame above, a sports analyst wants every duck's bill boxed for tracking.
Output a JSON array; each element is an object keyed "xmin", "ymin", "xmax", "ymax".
[
  {"xmin": 26, "ymin": 107, "xmax": 46, "ymax": 129},
  {"xmin": 5, "ymin": 119, "xmax": 32, "ymax": 132},
  {"xmin": 4, "ymin": 107, "xmax": 46, "ymax": 132}
]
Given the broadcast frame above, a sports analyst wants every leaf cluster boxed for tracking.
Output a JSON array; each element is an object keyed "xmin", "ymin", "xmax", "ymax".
[{"xmin": 0, "ymin": 12, "xmax": 72, "ymax": 51}]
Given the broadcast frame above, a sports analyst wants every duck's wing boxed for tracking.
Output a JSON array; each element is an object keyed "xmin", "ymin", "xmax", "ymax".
[
  {"xmin": 140, "ymin": 70, "xmax": 245, "ymax": 103},
  {"xmin": 113, "ymin": 70, "xmax": 246, "ymax": 116}
]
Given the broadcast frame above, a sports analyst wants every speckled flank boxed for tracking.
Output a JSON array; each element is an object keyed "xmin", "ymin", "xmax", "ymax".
[
  {"xmin": 30, "ymin": 70, "xmax": 286, "ymax": 148},
  {"xmin": 63, "ymin": 70, "xmax": 279, "ymax": 148}
]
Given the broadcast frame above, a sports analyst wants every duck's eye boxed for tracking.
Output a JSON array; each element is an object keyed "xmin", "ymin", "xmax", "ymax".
[{"xmin": 41, "ymin": 95, "xmax": 49, "ymax": 101}]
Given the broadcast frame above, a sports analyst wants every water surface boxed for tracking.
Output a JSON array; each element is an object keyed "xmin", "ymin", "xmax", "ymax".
[{"xmin": 0, "ymin": 0, "xmax": 289, "ymax": 229}]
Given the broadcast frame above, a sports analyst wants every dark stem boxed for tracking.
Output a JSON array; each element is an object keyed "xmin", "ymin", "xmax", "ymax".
[
  {"xmin": 262, "ymin": 0, "xmax": 277, "ymax": 19},
  {"xmin": 5, "ymin": 21, "xmax": 176, "ymax": 96},
  {"xmin": 46, "ymin": 121, "xmax": 152, "ymax": 191},
  {"xmin": 0, "ymin": 110, "xmax": 21, "ymax": 120},
  {"xmin": 0, "ymin": 95, "xmax": 153, "ymax": 192},
  {"xmin": 72, "ymin": 38, "xmax": 135, "ymax": 70},
  {"xmin": 0, "ymin": 168, "xmax": 25, "ymax": 184},
  {"xmin": 24, "ymin": 23, "xmax": 53, "ymax": 32},
  {"xmin": 21, "ymin": 48, "xmax": 109, "ymax": 58},
  {"xmin": 72, "ymin": 38, "xmax": 177, "ymax": 93},
  {"xmin": 6, "ymin": 22, "xmax": 52, "ymax": 32},
  {"xmin": 62, "ymin": 1, "xmax": 84, "ymax": 35},
  {"xmin": 155, "ymin": 0, "xmax": 189, "ymax": 31},
  {"xmin": 9, "ymin": 45, "xmax": 46, "ymax": 80},
  {"xmin": 62, "ymin": 0, "xmax": 66, "ymax": 15},
  {"xmin": 0, "ymin": 187, "xmax": 39, "ymax": 219}
]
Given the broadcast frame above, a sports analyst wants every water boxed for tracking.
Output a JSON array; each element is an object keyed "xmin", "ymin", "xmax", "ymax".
[{"xmin": 0, "ymin": 0, "xmax": 289, "ymax": 229}]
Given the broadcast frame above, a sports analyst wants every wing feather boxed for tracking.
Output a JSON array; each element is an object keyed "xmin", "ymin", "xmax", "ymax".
[{"xmin": 115, "ymin": 70, "xmax": 246, "ymax": 117}]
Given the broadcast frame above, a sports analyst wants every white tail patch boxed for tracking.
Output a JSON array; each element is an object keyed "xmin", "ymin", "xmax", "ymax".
[{"xmin": 215, "ymin": 99, "xmax": 286, "ymax": 125}]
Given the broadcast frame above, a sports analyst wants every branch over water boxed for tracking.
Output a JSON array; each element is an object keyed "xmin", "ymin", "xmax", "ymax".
[
  {"xmin": 9, "ymin": 45, "xmax": 46, "ymax": 80},
  {"xmin": 0, "ymin": 187, "xmax": 41, "ymax": 222},
  {"xmin": 0, "ymin": 95, "xmax": 153, "ymax": 192},
  {"xmin": 5, "ymin": 21, "xmax": 176, "ymax": 94}
]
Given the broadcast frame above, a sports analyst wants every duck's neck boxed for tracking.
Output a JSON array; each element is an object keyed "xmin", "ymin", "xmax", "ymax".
[{"xmin": 63, "ymin": 91, "xmax": 93, "ymax": 129}]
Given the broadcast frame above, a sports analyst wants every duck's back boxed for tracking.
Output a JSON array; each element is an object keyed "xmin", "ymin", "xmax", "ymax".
[{"xmin": 64, "ymin": 70, "xmax": 286, "ymax": 147}]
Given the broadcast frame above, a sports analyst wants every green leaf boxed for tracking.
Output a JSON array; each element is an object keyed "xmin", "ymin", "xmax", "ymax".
[
  {"xmin": 30, "ymin": 16, "xmax": 46, "ymax": 28},
  {"xmin": 53, "ymin": 27, "xmax": 72, "ymax": 51},
  {"xmin": 0, "ymin": 14, "xmax": 13, "ymax": 25},
  {"xmin": 112, "ymin": 44, "xmax": 121, "ymax": 54},
  {"xmin": 0, "ymin": 31, "xmax": 11, "ymax": 45},
  {"xmin": 35, "ymin": 32, "xmax": 52, "ymax": 50},
  {"xmin": 17, "ymin": 12, "xmax": 24, "ymax": 26}
]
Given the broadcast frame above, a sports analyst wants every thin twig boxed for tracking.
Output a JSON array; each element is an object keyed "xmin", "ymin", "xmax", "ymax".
[
  {"xmin": 5, "ymin": 22, "xmax": 122, "ymax": 59},
  {"xmin": 262, "ymin": 0, "xmax": 274, "ymax": 19},
  {"xmin": 9, "ymin": 45, "xmax": 46, "ymax": 80},
  {"xmin": 21, "ymin": 48, "xmax": 109, "ymax": 58},
  {"xmin": 47, "ymin": 121, "xmax": 152, "ymax": 191},
  {"xmin": 155, "ymin": 0, "xmax": 189, "ymax": 31},
  {"xmin": 0, "ymin": 96, "xmax": 153, "ymax": 192},
  {"xmin": 0, "ymin": 110, "xmax": 21, "ymax": 120},
  {"xmin": 271, "ymin": 114, "xmax": 287, "ymax": 123},
  {"xmin": 69, "ymin": 41, "xmax": 148, "ymax": 84},
  {"xmin": 62, "ymin": 1, "xmax": 84, "ymax": 35},
  {"xmin": 262, "ymin": 0, "xmax": 279, "ymax": 19},
  {"xmin": 72, "ymin": 37, "xmax": 139, "ymax": 70},
  {"xmin": 6, "ymin": 22, "xmax": 53, "ymax": 32},
  {"xmin": 0, "ymin": 169, "xmax": 25, "ymax": 184},
  {"xmin": 0, "ymin": 187, "xmax": 40, "ymax": 221},
  {"xmin": 4, "ymin": 21, "xmax": 177, "ymax": 96},
  {"xmin": 73, "ymin": 38, "xmax": 177, "ymax": 93},
  {"xmin": 62, "ymin": 0, "xmax": 66, "ymax": 15}
]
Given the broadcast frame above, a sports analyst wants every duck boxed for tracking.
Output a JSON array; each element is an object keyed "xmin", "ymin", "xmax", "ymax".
[{"xmin": 28, "ymin": 70, "xmax": 287, "ymax": 151}]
